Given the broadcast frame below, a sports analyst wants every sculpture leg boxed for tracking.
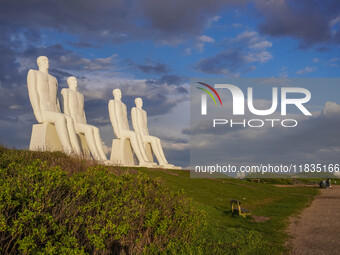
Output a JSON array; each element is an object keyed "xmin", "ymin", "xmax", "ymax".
[
  {"xmin": 145, "ymin": 136, "xmax": 167, "ymax": 165},
  {"xmin": 136, "ymin": 133, "xmax": 150, "ymax": 162},
  {"xmin": 121, "ymin": 131, "xmax": 148, "ymax": 164},
  {"xmin": 156, "ymin": 138, "xmax": 168, "ymax": 164},
  {"xmin": 76, "ymin": 124, "xmax": 101, "ymax": 160},
  {"xmin": 42, "ymin": 112, "xmax": 73, "ymax": 154},
  {"xmin": 128, "ymin": 133, "xmax": 146, "ymax": 163},
  {"xmin": 64, "ymin": 115, "xmax": 82, "ymax": 155},
  {"xmin": 92, "ymin": 126, "xmax": 107, "ymax": 160}
]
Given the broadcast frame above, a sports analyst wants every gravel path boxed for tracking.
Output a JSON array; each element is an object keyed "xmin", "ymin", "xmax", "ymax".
[{"xmin": 288, "ymin": 185, "xmax": 340, "ymax": 255}]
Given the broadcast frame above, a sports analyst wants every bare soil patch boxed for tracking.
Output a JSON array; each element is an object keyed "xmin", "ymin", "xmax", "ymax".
[{"xmin": 287, "ymin": 186, "xmax": 340, "ymax": 255}]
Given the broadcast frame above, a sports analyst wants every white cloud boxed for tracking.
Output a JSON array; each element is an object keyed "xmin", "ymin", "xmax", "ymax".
[
  {"xmin": 279, "ymin": 66, "xmax": 288, "ymax": 78},
  {"xmin": 322, "ymin": 101, "xmax": 340, "ymax": 118},
  {"xmin": 232, "ymin": 23, "xmax": 243, "ymax": 28},
  {"xmin": 198, "ymin": 35, "xmax": 215, "ymax": 43},
  {"xmin": 185, "ymin": 34, "xmax": 215, "ymax": 54},
  {"xmin": 8, "ymin": 104, "xmax": 22, "ymax": 110},
  {"xmin": 230, "ymin": 30, "xmax": 273, "ymax": 63},
  {"xmin": 329, "ymin": 57, "xmax": 338, "ymax": 63},
  {"xmin": 249, "ymin": 41, "xmax": 272, "ymax": 50},
  {"xmin": 296, "ymin": 66, "xmax": 317, "ymax": 74},
  {"xmin": 195, "ymin": 30, "xmax": 273, "ymax": 76},
  {"xmin": 230, "ymin": 30, "xmax": 272, "ymax": 51},
  {"xmin": 245, "ymin": 51, "xmax": 273, "ymax": 63},
  {"xmin": 329, "ymin": 15, "xmax": 340, "ymax": 27}
]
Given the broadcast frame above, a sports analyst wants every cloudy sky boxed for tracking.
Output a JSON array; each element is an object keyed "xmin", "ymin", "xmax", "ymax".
[{"xmin": 0, "ymin": 0, "xmax": 339, "ymax": 167}]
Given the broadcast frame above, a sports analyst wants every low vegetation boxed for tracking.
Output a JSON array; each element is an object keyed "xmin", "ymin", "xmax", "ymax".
[
  {"xmin": 0, "ymin": 147, "xmax": 204, "ymax": 254},
  {"xmin": 0, "ymin": 146, "xmax": 323, "ymax": 254}
]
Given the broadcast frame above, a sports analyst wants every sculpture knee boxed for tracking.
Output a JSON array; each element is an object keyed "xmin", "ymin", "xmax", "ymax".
[
  {"xmin": 85, "ymin": 128, "xmax": 94, "ymax": 136},
  {"xmin": 93, "ymin": 126, "xmax": 99, "ymax": 134},
  {"xmin": 55, "ymin": 115, "xmax": 66, "ymax": 124},
  {"xmin": 129, "ymin": 133, "xmax": 138, "ymax": 142},
  {"xmin": 65, "ymin": 115, "xmax": 73, "ymax": 123}
]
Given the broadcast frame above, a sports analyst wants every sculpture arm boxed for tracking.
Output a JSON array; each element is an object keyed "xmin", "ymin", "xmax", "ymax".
[
  {"xmin": 82, "ymin": 109, "xmax": 87, "ymax": 124},
  {"xmin": 143, "ymin": 111, "xmax": 150, "ymax": 135},
  {"xmin": 27, "ymin": 70, "xmax": 43, "ymax": 123},
  {"xmin": 61, "ymin": 89, "xmax": 70, "ymax": 115},
  {"xmin": 55, "ymin": 77, "xmax": 61, "ymax": 113},
  {"xmin": 82, "ymin": 94, "xmax": 87, "ymax": 124},
  {"xmin": 131, "ymin": 107, "xmax": 142, "ymax": 134},
  {"xmin": 108, "ymin": 100, "xmax": 121, "ymax": 139},
  {"xmin": 57, "ymin": 98, "xmax": 61, "ymax": 113}
]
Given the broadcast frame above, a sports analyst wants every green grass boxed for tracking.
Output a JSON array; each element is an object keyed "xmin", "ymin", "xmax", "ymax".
[
  {"xmin": 0, "ymin": 146, "xmax": 322, "ymax": 254},
  {"xmin": 137, "ymin": 168, "xmax": 319, "ymax": 254}
]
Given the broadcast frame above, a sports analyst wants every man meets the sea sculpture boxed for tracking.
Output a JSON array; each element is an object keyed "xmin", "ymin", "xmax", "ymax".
[
  {"xmin": 108, "ymin": 89, "xmax": 155, "ymax": 167},
  {"xmin": 27, "ymin": 56, "xmax": 81, "ymax": 155},
  {"xmin": 61, "ymin": 76, "xmax": 109, "ymax": 163},
  {"xmin": 132, "ymin": 98, "xmax": 180, "ymax": 169},
  {"xmin": 27, "ymin": 56, "xmax": 181, "ymax": 169}
]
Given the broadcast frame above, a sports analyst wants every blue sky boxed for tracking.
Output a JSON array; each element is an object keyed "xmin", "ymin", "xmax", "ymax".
[{"xmin": 0, "ymin": 0, "xmax": 339, "ymax": 167}]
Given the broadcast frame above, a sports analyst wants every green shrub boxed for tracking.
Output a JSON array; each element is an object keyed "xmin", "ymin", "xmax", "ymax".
[{"xmin": 0, "ymin": 159, "xmax": 205, "ymax": 254}]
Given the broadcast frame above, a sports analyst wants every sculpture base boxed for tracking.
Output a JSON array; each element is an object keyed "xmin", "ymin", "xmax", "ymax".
[
  {"xmin": 144, "ymin": 143, "xmax": 154, "ymax": 163},
  {"xmin": 29, "ymin": 123, "xmax": 63, "ymax": 152},
  {"xmin": 29, "ymin": 123, "xmax": 90, "ymax": 157},
  {"xmin": 110, "ymin": 138, "xmax": 135, "ymax": 166},
  {"xmin": 77, "ymin": 132, "xmax": 91, "ymax": 158}
]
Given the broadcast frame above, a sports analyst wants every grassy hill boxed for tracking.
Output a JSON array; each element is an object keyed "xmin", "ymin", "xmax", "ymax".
[
  {"xmin": 0, "ymin": 146, "xmax": 321, "ymax": 254},
  {"xmin": 137, "ymin": 168, "xmax": 320, "ymax": 254}
]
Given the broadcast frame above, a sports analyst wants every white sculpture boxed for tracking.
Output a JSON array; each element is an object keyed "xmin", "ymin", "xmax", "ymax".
[
  {"xmin": 27, "ymin": 56, "xmax": 81, "ymax": 155},
  {"xmin": 131, "ymin": 97, "xmax": 174, "ymax": 168},
  {"xmin": 61, "ymin": 76, "xmax": 108, "ymax": 161},
  {"xmin": 108, "ymin": 89, "xmax": 155, "ymax": 167},
  {"xmin": 131, "ymin": 97, "xmax": 175, "ymax": 168}
]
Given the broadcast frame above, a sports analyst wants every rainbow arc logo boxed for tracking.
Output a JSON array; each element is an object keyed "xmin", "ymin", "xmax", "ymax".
[{"xmin": 196, "ymin": 82, "xmax": 222, "ymax": 106}]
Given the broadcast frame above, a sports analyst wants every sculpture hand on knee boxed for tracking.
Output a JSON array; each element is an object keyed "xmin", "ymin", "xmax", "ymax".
[{"xmin": 27, "ymin": 56, "xmax": 81, "ymax": 155}]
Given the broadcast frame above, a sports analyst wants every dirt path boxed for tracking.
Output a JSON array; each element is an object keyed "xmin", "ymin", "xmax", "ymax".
[{"xmin": 288, "ymin": 185, "xmax": 340, "ymax": 255}]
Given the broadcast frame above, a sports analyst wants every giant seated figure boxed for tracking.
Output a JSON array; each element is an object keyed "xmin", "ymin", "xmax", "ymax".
[
  {"xmin": 108, "ymin": 89, "xmax": 154, "ymax": 167},
  {"xmin": 61, "ymin": 76, "xmax": 109, "ymax": 162},
  {"xmin": 27, "ymin": 56, "xmax": 81, "ymax": 155},
  {"xmin": 131, "ymin": 97, "xmax": 181, "ymax": 169}
]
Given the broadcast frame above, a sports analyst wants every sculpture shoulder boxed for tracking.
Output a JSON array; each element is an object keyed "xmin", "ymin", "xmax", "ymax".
[
  {"xmin": 48, "ymin": 74, "xmax": 58, "ymax": 83},
  {"xmin": 77, "ymin": 91, "xmax": 83, "ymax": 98},
  {"xmin": 108, "ymin": 100, "xmax": 115, "ymax": 110},
  {"xmin": 27, "ymin": 69, "xmax": 36, "ymax": 75},
  {"xmin": 27, "ymin": 69, "xmax": 36, "ymax": 81},
  {"xmin": 61, "ymin": 88, "xmax": 70, "ymax": 96}
]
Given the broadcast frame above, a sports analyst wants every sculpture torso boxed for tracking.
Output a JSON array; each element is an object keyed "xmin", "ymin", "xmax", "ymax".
[
  {"xmin": 27, "ymin": 69, "xmax": 60, "ymax": 124},
  {"xmin": 35, "ymin": 70, "xmax": 59, "ymax": 113},
  {"xmin": 62, "ymin": 88, "xmax": 86, "ymax": 124},
  {"xmin": 109, "ymin": 99, "xmax": 130, "ymax": 138},
  {"xmin": 133, "ymin": 108, "xmax": 149, "ymax": 136}
]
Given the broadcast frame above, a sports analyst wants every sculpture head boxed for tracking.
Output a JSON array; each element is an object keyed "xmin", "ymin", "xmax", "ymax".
[
  {"xmin": 135, "ymin": 97, "xmax": 143, "ymax": 108},
  {"xmin": 113, "ymin": 89, "xmax": 122, "ymax": 100},
  {"xmin": 37, "ymin": 56, "xmax": 49, "ymax": 71},
  {"xmin": 67, "ymin": 76, "xmax": 78, "ymax": 90}
]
